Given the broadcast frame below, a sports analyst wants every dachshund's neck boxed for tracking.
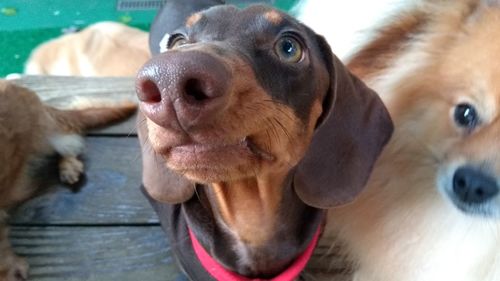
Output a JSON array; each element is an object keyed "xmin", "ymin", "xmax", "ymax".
[
  {"xmin": 207, "ymin": 171, "xmax": 287, "ymax": 246},
  {"xmin": 185, "ymin": 171, "xmax": 324, "ymax": 277}
]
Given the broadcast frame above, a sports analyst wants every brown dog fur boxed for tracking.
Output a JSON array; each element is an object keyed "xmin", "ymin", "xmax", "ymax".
[
  {"xmin": 24, "ymin": 22, "xmax": 150, "ymax": 77},
  {"xmin": 137, "ymin": 4, "xmax": 393, "ymax": 278},
  {"xmin": 0, "ymin": 80, "xmax": 136, "ymax": 281},
  {"xmin": 322, "ymin": 0, "xmax": 500, "ymax": 280}
]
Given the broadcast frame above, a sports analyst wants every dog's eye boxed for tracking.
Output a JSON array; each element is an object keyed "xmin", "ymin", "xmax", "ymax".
[
  {"xmin": 169, "ymin": 34, "xmax": 188, "ymax": 49},
  {"xmin": 274, "ymin": 36, "xmax": 303, "ymax": 63},
  {"xmin": 454, "ymin": 103, "xmax": 479, "ymax": 129}
]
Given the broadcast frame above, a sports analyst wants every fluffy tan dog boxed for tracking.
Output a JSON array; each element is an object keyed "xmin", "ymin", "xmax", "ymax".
[
  {"xmin": 24, "ymin": 22, "xmax": 150, "ymax": 77},
  {"xmin": 0, "ymin": 80, "xmax": 136, "ymax": 281},
  {"xmin": 323, "ymin": 0, "xmax": 500, "ymax": 280}
]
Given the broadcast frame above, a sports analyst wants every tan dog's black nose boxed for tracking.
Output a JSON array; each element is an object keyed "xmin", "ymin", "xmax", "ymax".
[{"xmin": 136, "ymin": 51, "xmax": 230, "ymax": 132}]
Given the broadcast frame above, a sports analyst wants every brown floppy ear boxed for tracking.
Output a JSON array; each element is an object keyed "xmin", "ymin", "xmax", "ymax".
[
  {"xmin": 137, "ymin": 112, "xmax": 195, "ymax": 203},
  {"xmin": 294, "ymin": 35, "xmax": 393, "ymax": 209}
]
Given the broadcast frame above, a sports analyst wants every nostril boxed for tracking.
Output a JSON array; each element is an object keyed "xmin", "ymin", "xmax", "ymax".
[
  {"xmin": 184, "ymin": 78, "xmax": 209, "ymax": 103},
  {"xmin": 137, "ymin": 79, "xmax": 162, "ymax": 103},
  {"xmin": 454, "ymin": 176, "xmax": 466, "ymax": 191},
  {"xmin": 475, "ymin": 188, "xmax": 484, "ymax": 198}
]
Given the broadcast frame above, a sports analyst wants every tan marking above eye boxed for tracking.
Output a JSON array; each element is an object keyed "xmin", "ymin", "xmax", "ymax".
[
  {"xmin": 186, "ymin": 13, "xmax": 202, "ymax": 28},
  {"xmin": 264, "ymin": 10, "xmax": 283, "ymax": 25}
]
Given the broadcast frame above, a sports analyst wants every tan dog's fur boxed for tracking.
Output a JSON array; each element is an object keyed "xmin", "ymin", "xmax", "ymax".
[
  {"xmin": 323, "ymin": 1, "xmax": 500, "ymax": 280},
  {"xmin": 24, "ymin": 22, "xmax": 150, "ymax": 77},
  {"xmin": 0, "ymin": 80, "xmax": 136, "ymax": 281}
]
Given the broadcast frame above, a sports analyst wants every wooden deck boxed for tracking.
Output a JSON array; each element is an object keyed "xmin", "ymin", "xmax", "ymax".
[{"xmin": 7, "ymin": 76, "xmax": 350, "ymax": 281}]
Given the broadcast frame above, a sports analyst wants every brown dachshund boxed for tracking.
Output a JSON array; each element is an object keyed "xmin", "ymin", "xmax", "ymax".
[
  {"xmin": 135, "ymin": 4, "xmax": 393, "ymax": 280},
  {"xmin": 0, "ymin": 80, "xmax": 136, "ymax": 281}
]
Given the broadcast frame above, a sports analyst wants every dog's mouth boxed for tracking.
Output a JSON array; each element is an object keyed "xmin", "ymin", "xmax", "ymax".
[
  {"xmin": 152, "ymin": 133, "xmax": 275, "ymax": 181},
  {"xmin": 169, "ymin": 137, "xmax": 274, "ymax": 165},
  {"xmin": 437, "ymin": 164, "xmax": 500, "ymax": 218}
]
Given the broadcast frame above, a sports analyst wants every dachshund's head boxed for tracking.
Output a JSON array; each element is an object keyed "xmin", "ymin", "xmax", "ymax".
[{"xmin": 136, "ymin": 4, "xmax": 393, "ymax": 208}]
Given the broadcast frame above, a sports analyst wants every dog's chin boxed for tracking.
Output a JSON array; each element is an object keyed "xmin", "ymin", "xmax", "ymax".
[
  {"xmin": 158, "ymin": 139, "xmax": 275, "ymax": 183},
  {"xmin": 175, "ymin": 167, "xmax": 253, "ymax": 184},
  {"xmin": 437, "ymin": 168, "xmax": 500, "ymax": 219}
]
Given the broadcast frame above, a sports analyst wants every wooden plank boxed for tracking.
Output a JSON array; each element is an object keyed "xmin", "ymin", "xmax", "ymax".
[
  {"xmin": 9, "ymin": 226, "xmax": 187, "ymax": 281},
  {"xmin": 9, "ymin": 137, "xmax": 158, "ymax": 225},
  {"xmin": 88, "ymin": 115, "xmax": 137, "ymax": 137},
  {"xmin": 304, "ymin": 243, "xmax": 353, "ymax": 281},
  {"xmin": 10, "ymin": 75, "xmax": 138, "ymax": 135},
  {"xmin": 9, "ymin": 226, "xmax": 349, "ymax": 281},
  {"xmin": 10, "ymin": 76, "xmax": 136, "ymax": 102},
  {"xmin": 9, "ymin": 226, "xmax": 350, "ymax": 281}
]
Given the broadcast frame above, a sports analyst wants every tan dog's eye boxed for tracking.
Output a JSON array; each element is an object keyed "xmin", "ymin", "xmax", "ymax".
[
  {"xmin": 274, "ymin": 36, "xmax": 303, "ymax": 63},
  {"xmin": 454, "ymin": 103, "xmax": 479, "ymax": 129},
  {"xmin": 169, "ymin": 34, "xmax": 188, "ymax": 49}
]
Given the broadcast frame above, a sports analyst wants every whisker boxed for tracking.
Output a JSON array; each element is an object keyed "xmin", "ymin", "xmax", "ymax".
[
  {"xmin": 193, "ymin": 184, "xmax": 202, "ymax": 202},
  {"xmin": 265, "ymin": 129, "xmax": 273, "ymax": 155},
  {"xmin": 274, "ymin": 117, "xmax": 293, "ymax": 143},
  {"xmin": 266, "ymin": 117, "xmax": 281, "ymax": 142}
]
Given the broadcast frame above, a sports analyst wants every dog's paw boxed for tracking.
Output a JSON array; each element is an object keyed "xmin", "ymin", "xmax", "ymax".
[
  {"xmin": 0, "ymin": 254, "xmax": 29, "ymax": 281},
  {"xmin": 59, "ymin": 156, "xmax": 84, "ymax": 185}
]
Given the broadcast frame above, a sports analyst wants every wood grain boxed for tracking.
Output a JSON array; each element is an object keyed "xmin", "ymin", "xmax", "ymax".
[
  {"xmin": 9, "ymin": 226, "xmax": 186, "ymax": 281},
  {"xmin": 10, "ymin": 75, "xmax": 138, "ymax": 136},
  {"xmin": 11, "ymin": 76, "xmax": 136, "ymax": 102}
]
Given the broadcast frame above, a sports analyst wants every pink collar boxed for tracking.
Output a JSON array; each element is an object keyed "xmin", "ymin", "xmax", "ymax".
[{"xmin": 188, "ymin": 226, "xmax": 321, "ymax": 281}]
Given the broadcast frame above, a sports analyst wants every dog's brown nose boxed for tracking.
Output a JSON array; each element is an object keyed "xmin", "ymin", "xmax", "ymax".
[{"xmin": 136, "ymin": 50, "xmax": 230, "ymax": 132}]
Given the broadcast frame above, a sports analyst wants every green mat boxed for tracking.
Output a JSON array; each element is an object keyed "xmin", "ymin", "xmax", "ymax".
[{"xmin": 0, "ymin": 0, "xmax": 299, "ymax": 77}]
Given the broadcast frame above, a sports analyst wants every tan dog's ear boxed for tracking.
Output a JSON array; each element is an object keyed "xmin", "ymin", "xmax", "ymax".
[
  {"xmin": 137, "ymin": 113, "xmax": 195, "ymax": 203},
  {"xmin": 294, "ymin": 35, "xmax": 393, "ymax": 209}
]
